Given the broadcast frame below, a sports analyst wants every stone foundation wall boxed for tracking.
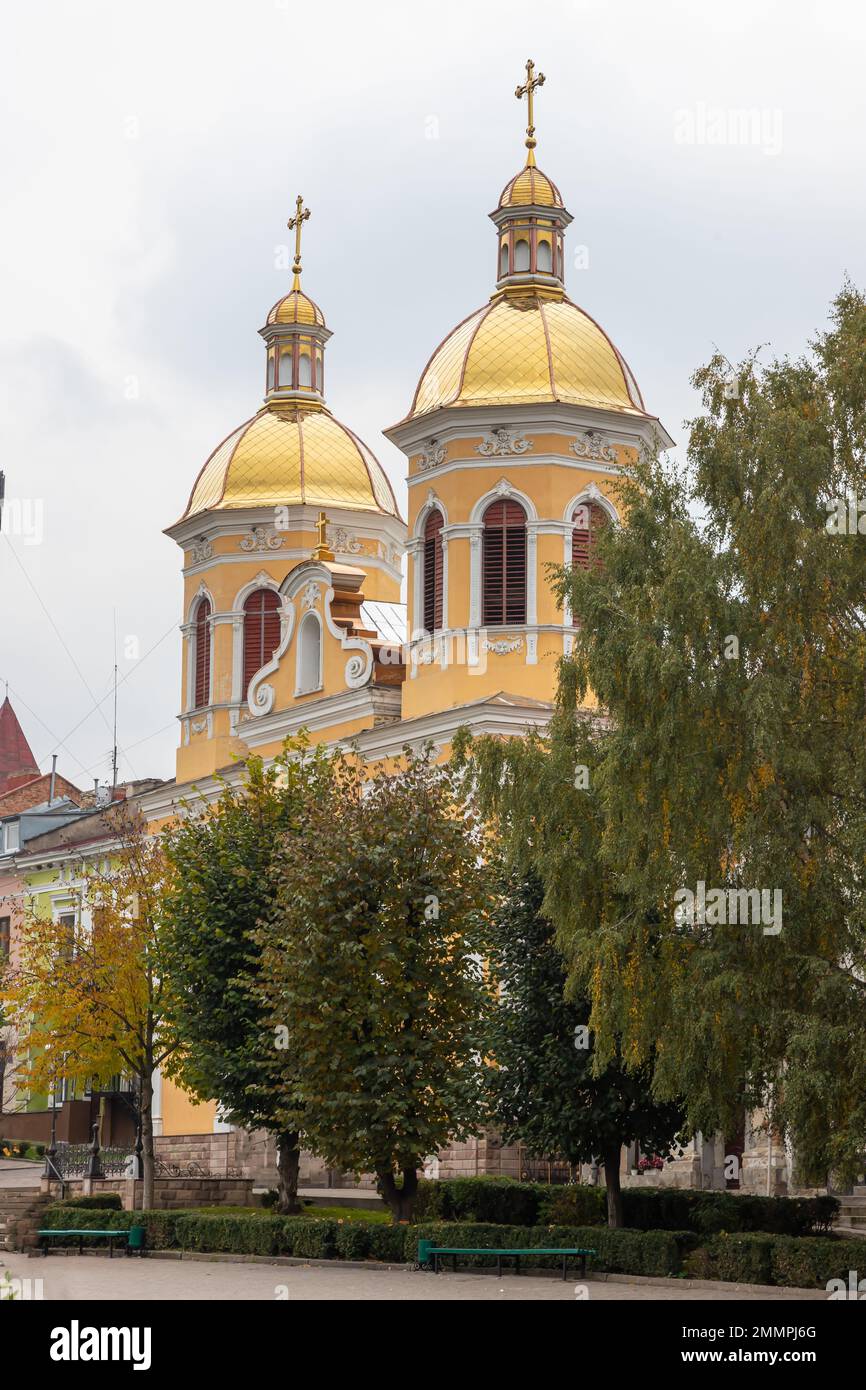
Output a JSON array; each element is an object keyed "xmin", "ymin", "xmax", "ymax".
[{"xmin": 44, "ymin": 1175, "xmax": 255, "ymax": 1211}]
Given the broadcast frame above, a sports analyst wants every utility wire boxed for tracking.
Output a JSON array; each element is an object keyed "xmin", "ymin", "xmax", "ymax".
[{"xmin": 1, "ymin": 533, "xmax": 139, "ymax": 778}]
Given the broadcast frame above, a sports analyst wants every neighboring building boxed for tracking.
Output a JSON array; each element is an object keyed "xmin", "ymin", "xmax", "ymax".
[{"xmin": 0, "ymin": 698, "xmax": 165, "ymax": 1145}]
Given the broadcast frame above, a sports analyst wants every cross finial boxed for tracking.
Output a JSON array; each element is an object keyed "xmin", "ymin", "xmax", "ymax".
[
  {"xmin": 287, "ymin": 194, "xmax": 311, "ymax": 289},
  {"xmin": 313, "ymin": 509, "xmax": 334, "ymax": 562},
  {"xmin": 515, "ymin": 59, "xmax": 545, "ymax": 166}
]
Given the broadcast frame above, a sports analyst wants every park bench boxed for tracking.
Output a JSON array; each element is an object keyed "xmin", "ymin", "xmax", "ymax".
[
  {"xmin": 38, "ymin": 1226, "xmax": 145, "ymax": 1258},
  {"xmin": 417, "ymin": 1238, "xmax": 595, "ymax": 1281}
]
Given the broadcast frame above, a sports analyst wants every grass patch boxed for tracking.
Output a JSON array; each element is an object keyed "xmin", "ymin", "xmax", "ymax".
[{"xmin": 190, "ymin": 1203, "xmax": 389, "ymax": 1224}]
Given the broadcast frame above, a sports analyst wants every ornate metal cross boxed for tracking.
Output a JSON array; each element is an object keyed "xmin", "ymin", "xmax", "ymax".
[
  {"xmin": 288, "ymin": 194, "xmax": 311, "ymax": 282},
  {"xmin": 515, "ymin": 59, "xmax": 545, "ymax": 163}
]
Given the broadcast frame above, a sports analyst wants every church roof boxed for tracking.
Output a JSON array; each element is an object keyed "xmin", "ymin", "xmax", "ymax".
[
  {"xmin": 181, "ymin": 404, "xmax": 400, "ymax": 522},
  {"xmin": 0, "ymin": 696, "xmax": 40, "ymax": 795},
  {"xmin": 402, "ymin": 294, "xmax": 646, "ymax": 421}
]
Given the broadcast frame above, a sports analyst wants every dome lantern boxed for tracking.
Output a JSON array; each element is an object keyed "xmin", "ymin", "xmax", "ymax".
[
  {"xmin": 491, "ymin": 61, "xmax": 572, "ymax": 298},
  {"xmin": 260, "ymin": 195, "xmax": 332, "ymax": 405}
]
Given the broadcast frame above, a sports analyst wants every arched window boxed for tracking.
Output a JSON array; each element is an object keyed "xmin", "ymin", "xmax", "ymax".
[
  {"xmin": 192, "ymin": 597, "xmax": 211, "ymax": 709},
  {"xmin": 482, "ymin": 499, "xmax": 527, "ymax": 626},
  {"xmin": 279, "ymin": 349, "xmax": 293, "ymax": 388},
  {"xmin": 298, "ymin": 352, "xmax": 312, "ymax": 387},
  {"xmin": 296, "ymin": 612, "xmax": 322, "ymax": 694},
  {"xmin": 499, "ymin": 242, "xmax": 509, "ymax": 277},
  {"xmin": 537, "ymin": 238, "xmax": 552, "ymax": 272},
  {"xmin": 514, "ymin": 238, "xmax": 530, "ymax": 272},
  {"xmin": 422, "ymin": 508, "xmax": 444, "ymax": 632},
  {"xmin": 572, "ymin": 501, "xmax": 609, "ymax": 571},
  {"xmin": 267, "ymin": 356, "xmax": 275, "ymax": 390},
  {"xmin": 243, "ymin": 588, "xmax": 281, "ymax": 695}
]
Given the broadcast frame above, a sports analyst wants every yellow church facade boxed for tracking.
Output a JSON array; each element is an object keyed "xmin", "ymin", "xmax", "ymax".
[{"xmin": 143, "ymin": 63, "xmax": 673, "ymax": 1142}]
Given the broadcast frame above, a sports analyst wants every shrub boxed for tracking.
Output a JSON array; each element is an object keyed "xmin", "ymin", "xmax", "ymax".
[
  {"xmin": 620, "ymin": 1189, "xmax": 838, "ymax": 1237},
  {"xmin": 769, "ymin": 1235, "xmax": 866, "ymax": 1289},
  {"xmin": 701, "ymin": 1233, "xmax": 775, "ymax": 1285},
  {"xmin": 413, "ymin": 1180, "xmax": 837, "ymax": 1235},
  {"xmin": 334, "ymin": 1223, "xmax": 371, "ymax": 1261},
  {"xmin": 367, "ymin": 1224, "xmax": 408, "ymax": 1263},
  {"xmin": 413, "ymin": 1177, "xmax": 543, "ymax": 1226},
  {"xmin": 289, "ymin": 1220, "xmax": 338, "ymax": 1261},
  {"xmin": 56, "ymin": 1194, "xmax": 123, "ymax": 1211},
  {"xmin": 537, "ymin": 1186, "xmax": 606, "ymax": 1226}
]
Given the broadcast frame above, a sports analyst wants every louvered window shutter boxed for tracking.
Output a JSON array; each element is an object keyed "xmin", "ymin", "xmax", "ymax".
[
  {"xmin": 482, "ymin": 499, "xmax": 527, "ymax": 626},
  {"xmin": 571, "ymin": 501, "xmax": 609, "ymax": 572},
  {"xmin": 193, "ymin": 598, "xmax": 211, "ymax": 708},
  {"xmin": 243, "ymin": 589, "xmax": 282, "ymax": 695},
  {"xmin": 423, "ymin": 509, "xmax": 444, "ymax": 632}
]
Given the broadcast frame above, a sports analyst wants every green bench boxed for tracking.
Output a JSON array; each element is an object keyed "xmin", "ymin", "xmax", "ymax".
[
  {"xmin": 417, "ymin": 1238, "xmax": 595, "ymax": 1281},
  {"xmin": 38, "ymin": 1227, "xmax": 145, "ymax": 1258}
]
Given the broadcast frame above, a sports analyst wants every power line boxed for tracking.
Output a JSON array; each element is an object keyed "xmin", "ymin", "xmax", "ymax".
[
  {"xmin": 1, "ymin": 681, "xmax": 92, "ymax": 777},
  {"xmin": 2, "ymin": 530, "xmax": 176, "ymax": 776},
  {"xmin": 34, "ymin": 620, "xmax": 177, "ymax": 762}
]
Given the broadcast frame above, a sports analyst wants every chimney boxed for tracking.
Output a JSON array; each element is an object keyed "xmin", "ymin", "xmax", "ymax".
[{"xmin": 49, "ymin": 754, "xmax": 57, "ymax": 804}]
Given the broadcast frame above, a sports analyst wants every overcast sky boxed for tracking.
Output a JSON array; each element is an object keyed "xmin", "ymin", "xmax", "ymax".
[{"xmin": 1, "ymin": 0, "xmax": 864, "ymax": 786}]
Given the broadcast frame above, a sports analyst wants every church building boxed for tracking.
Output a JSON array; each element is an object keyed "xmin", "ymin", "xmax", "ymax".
[{"xmin": 141, "ymin": 68, "xmax": 779, "ymax": 1192}]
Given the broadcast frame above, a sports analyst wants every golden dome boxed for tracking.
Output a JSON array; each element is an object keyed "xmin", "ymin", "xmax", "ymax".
[
  {"xmin": 498, "ymin": 163, "xmax": 563, "ymax": 209},
  {"xmin": 405, "ymin": 294, "xmax": 645, "ymax": 420},
  {"xmin": 182, "ymin": 405, "xmax": 399, "ymax": 520},
  {"xmin": 266, "ymin": 289, "xmax": 326, "ymax": 327}
]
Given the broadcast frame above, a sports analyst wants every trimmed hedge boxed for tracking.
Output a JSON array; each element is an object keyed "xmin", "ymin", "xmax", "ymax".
[
  {"xmin": 686, "ymin": 1231, "xmax": 866, "ymax": 1288},
  {"xmin": 413, "ymin": 1178, "xmax": 838, "ymax": 1236},
  {"xmin": 42, "ymin": 1205, "xmax": 855, "ymax": 1287},
  {"xmin": 56, "ymin": 1194, "xmax": 123, "ymax": 1211}
]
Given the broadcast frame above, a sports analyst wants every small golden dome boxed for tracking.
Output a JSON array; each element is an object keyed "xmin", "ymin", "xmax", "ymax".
[
  {"xmin": 405, "ymin": 295, "xmax": 645, "ymax": 420},
  {"xmin": 266, "ymin": 289, "xmax": 326, "ymax": 327},
  {"xmin": 182, "ymin": 405, "xmax": 399, "ymax": 521},
  {"xmin": 498, "ymin": 163, "xmax": 563, "ymax": 209}
]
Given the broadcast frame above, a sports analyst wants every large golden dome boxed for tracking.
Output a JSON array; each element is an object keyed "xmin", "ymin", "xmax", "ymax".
[
  {"xmin": 182, "ymin": 404, "xmax": 399, "ymax": 520},
  {"xmin": 405, "ymin": 294, "xmax": 645, "ymax": 420}
]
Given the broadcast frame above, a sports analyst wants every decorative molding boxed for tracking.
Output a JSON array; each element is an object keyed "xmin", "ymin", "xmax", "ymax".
[
  {"xmin": 239, "ymin": 527, "xmax": 284, "ymax": 553},
  {"xmin": 484, "ymin": 636, "xmax": 524, "ymax": 655},
  {"xmin": 475, "ymin": 428, "xmax": 534, "ymax": 458},
  {"xmin": 416, "ymin": 438, "xmax": 447, "ymax": 470},
  {"xmin": 570, "ymin": 432, "xmax": 617, "ymax": 464},
  {"xmin": 188, "ymin": 537, "xmax": 213, "ymax": 564},
  {"xmin": 327, "ymin": 524, "xmax": 364, "ymax": 555},
  {"xmin": 301, "ymin": 580, "xmax": 321, "ymax": 610}
]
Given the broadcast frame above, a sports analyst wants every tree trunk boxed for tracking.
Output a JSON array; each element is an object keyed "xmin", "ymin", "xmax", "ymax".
[
  {"xmin": 602, "ymin": 1144, "xmax": 624, "ymax": 1228},
  {"xmin": 377, "ymin": 1167, "xmax": 418, "ymax": 1223},
  {"xmin": 275, "ymin": 1131, "xmax": 301, "ymax": 1214},
  {"xmin": 140, "ymin": 1070, "xmax": 155, "ymax": 1212}
]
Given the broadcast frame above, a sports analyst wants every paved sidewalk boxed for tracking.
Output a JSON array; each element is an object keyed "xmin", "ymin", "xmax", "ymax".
[
  {"xmin": 0, "ymin": 1252, "xmax": 825, "ymax": 1301},
  {"xmin": 0, "ymin": 1162, "xmax": 42, "ymax": 1189}
]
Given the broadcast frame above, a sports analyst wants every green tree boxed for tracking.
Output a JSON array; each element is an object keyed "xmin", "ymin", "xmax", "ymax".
[
  {"xmin": 254, "ymin": 747, "xmax": 492, "ymax": 1222},
  {"xmin": 538, "ymin": 281, "xmax": 866, "ymax": 1183},
  {"xmin": 162, "ymin": 741, "xmax": 336, "ymax": 1212},
  {"xmin": 488, "ymin": 870, "xmax": 684, "ymax": 1226}
]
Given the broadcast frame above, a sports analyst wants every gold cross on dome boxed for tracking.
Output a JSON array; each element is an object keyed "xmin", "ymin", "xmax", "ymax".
[
  {"xmin": 515, "ymin": 59, "xmax": 545, "ymax": 165},
  {"xmin": 288, "ymin": 194, "xmax": 311, "ymax": 286},
  {"xmin": 313, "ymin": 509, "xmax": 334, "ymax": 562}
]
